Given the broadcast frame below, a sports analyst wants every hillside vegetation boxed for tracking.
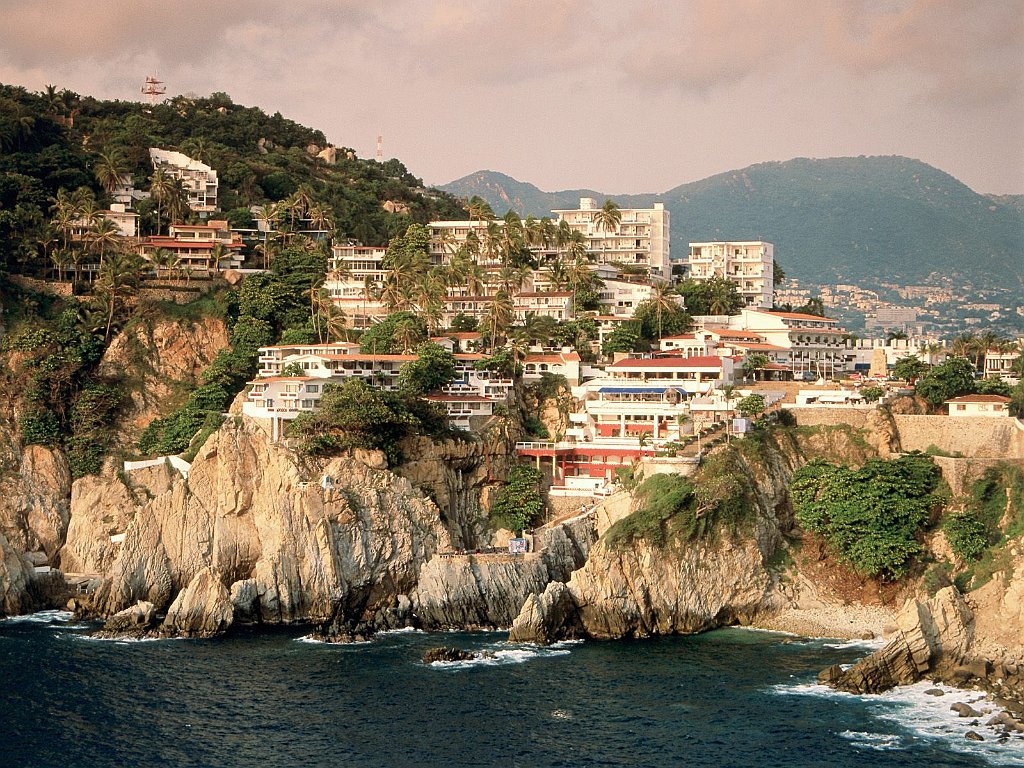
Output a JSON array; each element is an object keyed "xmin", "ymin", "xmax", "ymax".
[
  {"xmin": 0, "ymin": 82, "xmax": 465, "ymax": 272},
  {"xmin": 442, "ymin": 157, "xmax": 1024, "ymax": 288}
]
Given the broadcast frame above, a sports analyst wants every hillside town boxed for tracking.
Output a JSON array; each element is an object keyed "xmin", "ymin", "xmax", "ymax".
[{"xmin": 10, "ymin": 144, "xmax": 1020, "ymax": 503}]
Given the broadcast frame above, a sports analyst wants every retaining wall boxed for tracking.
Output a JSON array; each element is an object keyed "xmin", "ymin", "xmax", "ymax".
[{"xmin": 892, "ymin": 415, "xmax": 1024, "ymax": 459}]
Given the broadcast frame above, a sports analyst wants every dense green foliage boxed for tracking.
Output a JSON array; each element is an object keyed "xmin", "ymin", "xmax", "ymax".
[
  {"xmin": 942, "ymin": 512, "xmax": 989, "ymax": 562},
  {"xmin": 397, "ymin": 342, "xmax": 456, "ymax": 397},
  {"xmin": 286, "ymin": 377, "xmax": 447, "ymax": 466},
  {"xmin": 358, "ymin": 311, "xmax": 427, "ymax": 354},
  {"xmin": 860, "ymin": 386, "xmax": 885, "ymax": 403},
  {"xmin": 489, "ymin": 465, "xmax": 544, "ymax": 533},
  {"xmin": 602, "ymin": 322, "xmax": 642, "ymax": 355},
  {"xmin": 606, "ymin": 445, "xmax": 757, "ymax": 549},
  {"xmin": 676, "ymin": 277, "xmax": 745, "ymax": 316},
  {"xmin": 914, "ymin": 356, "xmax": 977, "ymax": 409},
  {"xmin": 892, "ymin": 355, "xmax": 928, "ymax": 381},
  {"xmin": 736, "ymin": 394, "xmax": 766, "ymax": 418},
  {"xmin": 0, "ymin": 286, "xmax": 124, "ymax": 477},
  {"xmin": 0, "ymin": 82, "xmax": 465, "ymax": 274},
  {"xmin": 790, "ymin": 454, "xmax": 942, "ymax": 580}
]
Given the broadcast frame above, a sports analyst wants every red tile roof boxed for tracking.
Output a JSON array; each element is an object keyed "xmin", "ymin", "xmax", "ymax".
[{"xmin": 945, "ymin": 394, "xmax": 1011, "ymax": 403}]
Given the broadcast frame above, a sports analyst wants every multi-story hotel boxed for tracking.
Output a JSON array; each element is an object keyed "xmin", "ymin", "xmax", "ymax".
[
  {"xmin": 719, "ymin": 308, "xmax": 846, "ymax": 378},
  {"xmin": 687, "ymin": 241, "xmax": 774, "ymax": 308},
  {"xmin": 429, "ymin": 197, "xmax": 671, "ymax": 281},
  {"xmin": 149, "ymin": 148, "xmax": 219, "ymax": 213},
  {"xmin": 138, "ymin": 220, "xmax": 244, "ymax": 273}
]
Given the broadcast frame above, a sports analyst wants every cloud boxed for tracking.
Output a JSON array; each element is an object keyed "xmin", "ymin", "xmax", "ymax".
[{"xmin": 616, "ymin": 0, "xmax": 1024, "ymax": 105}]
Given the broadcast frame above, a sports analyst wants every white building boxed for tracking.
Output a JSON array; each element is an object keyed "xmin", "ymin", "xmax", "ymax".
[
  {"xmin": 688, "ymin": 241, "xmax": 774, "ymax": 308},
  {"xmin": 720, "ymin": 309, "xmax": 847, "ymax": 379},
  {"xmin": 945, "ymin": 394, "xmax": 1011, "ymax": 417},
  {"xmin": 551, "ymin": 198, "xmax": 671, "ymax": 281},
  {"xmin": 149, "ymin": 148, "xmax": 219, "ymax": 213}
]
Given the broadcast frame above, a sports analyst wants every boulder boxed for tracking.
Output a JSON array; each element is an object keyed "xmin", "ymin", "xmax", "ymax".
[
  {"xmin": 509, "ymin": 582, "xmax": 584, "ymax": 645},
  {"xmin": 829, "ymin": 587, "xmax": 973, "ymax": 694},
  {"xmin": 965, "ymin": 731, "xmax": 984, "ymax": 742},
  {"xmin": 951, "ymin": 702, "xmax": 982, "ymax": 718},
  {"xmin": 160, "ymin": 567, "xmax": 233, "ymax": 638},
  {"xmin": 817, "ymin": 664, "xmax": 845, "ymax": 685},
  {"xmin": 100, "ymin": 600, "xmax": 156, "ymax": 635}
]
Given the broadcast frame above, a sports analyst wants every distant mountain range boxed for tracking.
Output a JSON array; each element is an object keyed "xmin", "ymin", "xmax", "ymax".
[{"xmin": 441, "ymin": 157, "xmax": 1024, "ymax": 289}]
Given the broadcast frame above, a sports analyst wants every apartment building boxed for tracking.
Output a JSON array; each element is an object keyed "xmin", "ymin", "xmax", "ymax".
[
  {"xmin": 323, "ymin": 244, "xmax": 388, "ymax": 329},
  {"xmin": 720, "ymin": 309, "xmax": 847, "ymax": 378},
  {"xmin": 429, "ymin": 198, "xmax": 670, "ymax": 282},
  {"xmin": 70, "ymin": 202, "xmax": 140, "ymax": 240},
  {"xmin": 243, "ymin": 342, "xmax": 511, "ymax": 437},
  {"xmin": 138, "ymin": 220, "xmax": 244, "ymax": 273},
  {"xmin": 149, "ymin": 148, "xmax": 219, "ymax": 213},
  {"xmin": 687, "ymin": 241, "xmax": 774, "ymax": 309},
  {"xmin": 550, "ymin": 198, "xmax": 671, "ymax": 281}
]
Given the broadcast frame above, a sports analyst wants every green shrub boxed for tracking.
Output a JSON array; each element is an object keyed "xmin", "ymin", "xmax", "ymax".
[
  {"xmin": 490, "ymin": 465, "xmax": 544, "ymax": 533},
  {"xmin": 943, "ymin": 512, "xmax": 988, "ymax": 561},
  {"xmin": 922, "ymin": 561, "xmax": 953, "ymax": 596},
  {"xmin": 791, "ymin": 453, "xmax": 941, "ymax": 580}
]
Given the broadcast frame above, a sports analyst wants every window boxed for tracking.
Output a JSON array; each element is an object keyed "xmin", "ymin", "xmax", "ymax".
[{"xmin": 306, "ymin": 385, "xmax": 319, "ymax": 394}]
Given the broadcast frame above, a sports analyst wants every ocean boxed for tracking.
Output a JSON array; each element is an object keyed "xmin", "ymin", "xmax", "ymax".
[{"xmin": 1, "ymin": 610, "xmax": 1021, "ymax": 767}]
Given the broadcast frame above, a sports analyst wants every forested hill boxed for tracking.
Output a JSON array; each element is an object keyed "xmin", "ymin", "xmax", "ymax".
[
  {"xmin": 442, "ymin": 157, "xmax": 1024, "ymax": 288},
  {"xmin": 0, "ymin": 83, "xmax": 465, "ymax": 269}
]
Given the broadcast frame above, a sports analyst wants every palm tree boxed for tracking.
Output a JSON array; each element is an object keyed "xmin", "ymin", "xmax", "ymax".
[
  {"xmin": 708, "ymin": 279, "xmax": 737, "ymax": 315},
  {"xmin": 94, "ymin": 252, "xmax": 143, "ymax": 341},
  {"xmin": 42, "ymin": 84, "xmax": 65, "ymax": 115},
  {"xmin": 165, "ymin": 178, "xmax": 190, "ymax": 226},
  {"xmin": 50, "ymin": 248, "xmax": 71, "ymax": 282},
  {"xmin": 393, "ymin": 315, "xmax": 421, "ymax": 354},
  {"xmin": 306, "ymin": 202, "xmax": 334, "ymax": 236},
  {"xmin": 593, "ymin": 199, "xmax": 622, "ymax": 234},
  {"xmin": 254, "ymin": 233, "xmax": 280, "ymax": 270},
  {"xmin": 148, "ymin": 168, "xmax": 174, "ymax": 235},
  {"xmin": 648, "ymin": 281, "xmax": 679, "ymax": 341},
  {"xmin": 310, "ymin": 286, "xmax": 347, "ymax": 343},
  {"xmin": 94, "ymin": 149, "xmax": 127, "ymax": 198},
  {"xmin": 149, "ymin": 247, "xmax": 178, "ymax": 280},
  {"xmin": 465, "ymin": 196, "xmax": 495, "ymax": 226},
  {"xmin": 88, "ymin": 218, "xmax": 122, "ymax": 266},
  {"xmin": 483, "ymin": 290, "xmax": 515, "ymax": 350}
]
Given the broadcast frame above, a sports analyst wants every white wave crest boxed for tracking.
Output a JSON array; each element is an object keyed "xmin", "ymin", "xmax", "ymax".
[
  {"xmin": 2, "ymin": 609, "xmax": 75, "ymax": 624},
  {"xmin": 428, "ymin": 644, "xmax": 572, "ymax": 670},
  {"xmin": 839, "ymin": 730, "xmax": 903, "ymax": 751},
  {"xmin": 773, "ymin": 679, "xmax": 1024, "ymax": 765}
]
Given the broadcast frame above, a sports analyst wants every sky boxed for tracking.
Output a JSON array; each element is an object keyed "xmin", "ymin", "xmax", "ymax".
[{"xmin": 1, "ymin": 0, "xmax": 1022, "ymax": 195}]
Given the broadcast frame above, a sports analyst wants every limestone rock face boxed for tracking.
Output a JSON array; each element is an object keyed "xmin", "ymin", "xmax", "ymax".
[
  {"xmin": 161, "ymin": 567, "xmax": 233, "ymax": 638},
  {"xmin": 98, "ymin": 315, "xmax": 229, "ymax": 442},
  {"xmin": 78, "ymin": 419, "xmax": 451, "ymax": 632},
  {"xmin": 509, "ymin": 582, "xmax": 585, "ymax": 644},
  {"xmin": 966, "ymin": 544, "xmax": 1024, "ymax": 660},
  {"xmin": 412, "ymin": 554, "xmax": 552, "ymax": 630},
  {"xmin": 522, "ymin": 532, "xmax": 779, "ymax": 641},
  {"xmin": 0, "ymin": 530, "xmax": 32, "ymax": 617},
  {"xmin": 831, "ymin": 587, "xmax": 973, "ymax": 694},
  {"xmin": 0, "ymin": 443, "xmax": 72, "ymax": 560}
]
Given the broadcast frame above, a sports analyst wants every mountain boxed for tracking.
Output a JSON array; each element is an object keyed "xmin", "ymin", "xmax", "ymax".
[{"xmin": 442, "ymin": 157, "xmax": 1024, "ymax": 288}]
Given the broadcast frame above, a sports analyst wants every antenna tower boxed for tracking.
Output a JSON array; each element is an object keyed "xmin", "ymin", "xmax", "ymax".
[
  {"xmin": 141, "ymin": 75, "xmax": 166, "ymax": 106},
  {"xmin": 375, "ymin": 134, "xmax": 383, "ymax": 162}
]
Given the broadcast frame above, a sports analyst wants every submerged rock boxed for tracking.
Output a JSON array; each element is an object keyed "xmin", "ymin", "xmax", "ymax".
[{"xmin": 422, "ymin": 646, "xmax": 475, "ymax": 664}]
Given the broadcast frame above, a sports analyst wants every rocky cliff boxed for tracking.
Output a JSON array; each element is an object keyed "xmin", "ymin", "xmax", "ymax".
[
  {"xmin": 64, "ymin": 419, "xmax": 453, "ymax": 633},
  {"xmin": 509, "ymin": 425, "xmax": 893, "ymax": 644},
  {"xmin": 98, "ymin": 314, "xmax": 229, "ymax": 443}
]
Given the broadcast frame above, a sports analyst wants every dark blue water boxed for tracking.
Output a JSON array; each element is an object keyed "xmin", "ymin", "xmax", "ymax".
[{"xmin": 1, "ymin": 612, "xmax": 1021, "ymax": 768}]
